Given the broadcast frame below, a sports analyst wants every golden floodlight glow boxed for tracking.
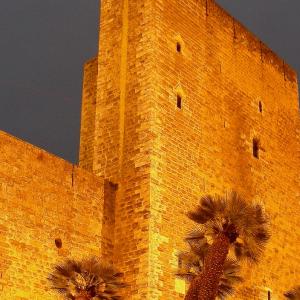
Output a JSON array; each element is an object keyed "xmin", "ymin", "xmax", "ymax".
[{"xmin": 1, "ymin": 0, "xmax": 300, "ymax": 298}]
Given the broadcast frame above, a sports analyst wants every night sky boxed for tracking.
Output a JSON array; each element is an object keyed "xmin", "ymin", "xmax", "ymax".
[{"xmin": 0, "ymin": 1, "xmax": 299, "ymax": 163}]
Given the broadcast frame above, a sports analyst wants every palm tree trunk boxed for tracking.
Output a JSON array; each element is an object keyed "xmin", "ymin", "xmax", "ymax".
[
  {"xmin": 184, "ymin": 277, "xmax": 201, "ymax": 300},
  {"xmin": 185, "ymin": 234, "xmax": 230, "ymax": 300}
]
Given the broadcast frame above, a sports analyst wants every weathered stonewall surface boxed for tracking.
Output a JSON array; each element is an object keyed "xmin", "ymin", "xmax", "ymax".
[{"xmin": 0, "ymin": 0, "xmax": 299, "ymax": 299}]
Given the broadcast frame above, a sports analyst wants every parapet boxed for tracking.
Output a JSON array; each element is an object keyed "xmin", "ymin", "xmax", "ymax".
[{"xmin": 210, "ymin": 0, "xmax": 298, "ymax": 84}]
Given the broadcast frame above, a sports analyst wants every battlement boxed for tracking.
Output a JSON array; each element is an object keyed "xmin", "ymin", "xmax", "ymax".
[{"xmin": 210, "ymin": 0, "xmax": 298, "ymax": 84}]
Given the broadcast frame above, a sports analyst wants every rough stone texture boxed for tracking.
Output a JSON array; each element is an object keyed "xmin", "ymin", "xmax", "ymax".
[
  {"xmin": 148, "ymin": 0, "xmax": 300, "ymax": 299},
  {"xmin": 0, "ymin": 0, "xmax": 299, "ymax": 299},
  {"xmin": 79, "ymin": 56, "xmax": 98, "ymax": 172},
  {"xmin": 101, "ymin": 180, "xmax": 117, "ymax": 264},
  {"xmin": 0, "ymin": 131, "xmax": 105, "ymax": 299},
  {"xmin": 79, "ymin": 0, "xmax": 300, "ymax": 299},
  {"xmin": 87, "ymin": 0, "xmax": 156, "ymax": 298}
]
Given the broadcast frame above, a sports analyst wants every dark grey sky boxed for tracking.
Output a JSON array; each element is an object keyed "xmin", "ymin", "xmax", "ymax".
[{"xmin": 0, "ymin": 1, "xmax": 299, "ymax": 163}]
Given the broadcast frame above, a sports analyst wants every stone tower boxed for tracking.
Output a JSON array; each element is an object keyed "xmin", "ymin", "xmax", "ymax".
[
  {"xmin": 79, "ymin": 0, "xmax": 300, "ymax": 299},
  {"xmin": 0, "ymin": 0, "xmax": 299, "ymax": 299}
]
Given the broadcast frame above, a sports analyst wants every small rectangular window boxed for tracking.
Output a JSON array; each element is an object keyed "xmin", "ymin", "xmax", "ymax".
[
  {"xmin": 259, "ymin": 101, "xmax": 263, "ymax": 113},
  {"xmin": 177, "ymin": 95, "xmax": 182, "ymax": 109},
  {"xmin": 176, "ymin": 42, "xmax": 182, "ymax": 53},
  {"xmin": 253, "ymin": 138, "xmax": 260, "ymax": 159}
]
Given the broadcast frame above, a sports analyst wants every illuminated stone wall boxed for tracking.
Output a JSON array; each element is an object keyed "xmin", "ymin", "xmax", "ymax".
[
  {"xmin": 148, "ymin": 0, "xmax": 300, "ymax": 298},
  {"xmin": 0, "ymin": 131, "xmax": 105, "ymax": 299},
  {"xmin": 0, "ymin": 0, "xmax": 298, "ymax": 299},
  {"xmin": 82, "ymin": 0, "xmax": 157, "ymax": 298},
  {"xmin": 79, "ymin": 56, "xmax": 98, "ymax": 172},
  {"xmin": 79, "ymin": 0, "xmax": 300, "ymax": 299}
]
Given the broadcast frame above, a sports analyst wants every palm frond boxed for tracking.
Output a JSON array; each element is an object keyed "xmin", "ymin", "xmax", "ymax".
[
  {"xmin": 185, "ymin": 228, "xmax": 210, "ymax": 256},
  {"xmin": 187, "ymin": 195, "xmax": 226, "ymax": 224},
  {"xmin": 216, "ymin": 258, "xmax": 242, "ymax": 299},
  {"xmin": 185, "ymin": 227, "xmax": 206, "ymax": 242},
  {"xmin": 217, "ymin": 283, "xmax": 234, "ymax": 299},
  {"xmin": 284, "ymin": 286, "xmax": 300, "ymax": 299},
  {"xmin": 176, "ymin": 250, "xmax": 202, "ymax": 282},
  {"xmin": 187, "ymin": 192, "xmax": 270, "ymax": 263},
  {"xmin": 222, "ymin": 259, "xmax": 241, "ymax": 278},
  {"xmin": 48, "ymin": 257, "xmax": 126, "ymax": 299}
]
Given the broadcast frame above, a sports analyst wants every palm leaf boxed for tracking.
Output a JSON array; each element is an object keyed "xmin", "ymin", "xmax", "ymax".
[
  {"xmin": 187, "ymin": 195, "xmax": 226, "ymax": 224},
  {"xmin": 48, "ymin": 257, "xmax": 126, "ymax": 299},
  {"xmin": 284, "ymin": 286, "xmax": 300, "ymax": 299},
  {"xmin": 188, "ymin": 192, "xmax": 270, "ymax": 263}
]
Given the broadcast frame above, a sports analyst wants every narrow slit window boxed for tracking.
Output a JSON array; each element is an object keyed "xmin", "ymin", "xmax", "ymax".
[
  {"xmin": 55, "ymin": 238, "xmax": 62, "ymax": 249},
  {"xmin": 268, "ymin": 290, "xmax": 271, "ymax": 300},
  {"xmin": 253, "ymin": 139, "xmax": 260, "ymax": 159},
  {"xmin": 259, "ymin": 101, "xmax": 263, "ymax": 113},
  {"xmin": 176, "ymin": 42, "xmax": 182, "ymax": 53},
  {"xmin": 177, "ymin": 94, "xmax": 182, "ymax": 109}
]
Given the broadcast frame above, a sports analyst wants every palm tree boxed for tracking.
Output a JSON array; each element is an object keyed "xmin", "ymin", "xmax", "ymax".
[
  {"xmin": 176, "ymin": 234, "xmax": 242, "ymax": 299},
  {"xmin": 48, "ymin": 256, "xmax": 126, "ymax": 300},
  {"xmin": 184, "ymin": 192, "xmax": 270, "ymax": 300},
  {"xmin": 284, "ymin": 286, "xmax": 300, "ymax": 299}
]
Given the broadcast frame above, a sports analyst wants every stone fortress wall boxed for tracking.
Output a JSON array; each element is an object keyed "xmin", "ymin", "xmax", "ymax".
[
  {"xmin": 79, "ymin": 0, "xmax": 300, "ymax": 298},
  {"xmin": 0, "ymin": 131, "xmax": 105, "ymax": 299},
  {"xmin": 0, "ymin": 0, "xmax": 299, "ymax": 299}
]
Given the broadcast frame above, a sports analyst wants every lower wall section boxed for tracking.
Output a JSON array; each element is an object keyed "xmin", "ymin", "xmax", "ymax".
[{"xmin": 0, "ymin": 131, "xmax": 104, "ymax": 299}]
